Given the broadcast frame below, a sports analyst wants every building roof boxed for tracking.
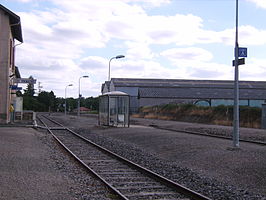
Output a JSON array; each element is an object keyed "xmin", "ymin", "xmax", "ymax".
[
  {"xmin": 111, "ymin": 78, "xmax": 266, "ymax": 89},
  {"xmin": 110, "ymin": 78, "xmax": 266, "ymax": 100},
  {"xmin": 0, "ymin": 4, "xmax": 23, "ymax": 42},
  {"xmin": 73, "ymin": 107, "xmax": 90, "ymax": 112},
  {"xmin": 138, "ymin": 87, "xmax": 266, "ymax": 100},
  {"xmin": 101, "ymin": 81, "xmax": 110, "ymax": 92},
  {"xmin": 15, "ymin": 66, "xmax": 21, "ymax": 78}
]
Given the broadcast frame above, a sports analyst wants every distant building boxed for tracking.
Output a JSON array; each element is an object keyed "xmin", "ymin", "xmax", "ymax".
[
  {"xmin": 73, "ymin": 107, "xmax": 91, "ymax": 113},
  {"xmin": 101, "ymin": 78, "xmax": 266, "ymax": 113},
  {"xmin": 0, "ymin": 4, "xmax": 23, "ymax": 123}
]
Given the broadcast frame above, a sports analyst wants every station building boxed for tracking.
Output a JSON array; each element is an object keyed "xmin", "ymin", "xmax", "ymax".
[
  {"xmin": 102, "ymin": 78, "xmax": 266, "ymax": 113},
  {"xmin": 0, "ymin": 4, "xmax": 23, "ymax": 123}
]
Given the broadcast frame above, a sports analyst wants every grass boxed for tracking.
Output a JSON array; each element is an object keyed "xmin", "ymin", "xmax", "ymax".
[{"xmin": 137, "ymin": 104, "xmax": 262, "ymax": 128}]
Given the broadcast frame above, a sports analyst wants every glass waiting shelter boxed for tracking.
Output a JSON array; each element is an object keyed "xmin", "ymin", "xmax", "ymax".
[{"xmin": 99, "ymin": 91, "xmax": 130, "ymax": 127}]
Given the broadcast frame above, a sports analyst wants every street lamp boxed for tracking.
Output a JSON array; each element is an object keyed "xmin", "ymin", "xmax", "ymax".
[
  {"xmin": 65, "ymin": 84, "xmax": 73, "ymax": 116},
  {"xmin": 108, "ymin": 55, "xmax": 125, "ymax": 82},
  {"xmin": 78, "ymin": 75, "xmax": 89, "ymax": 117}
]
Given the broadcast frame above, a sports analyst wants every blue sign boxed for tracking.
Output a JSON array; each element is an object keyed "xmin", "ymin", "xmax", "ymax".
[
  {"xmin": 10, "ymin": 85, "xmax": 22, "ymax": 90},
  {"xmin": 238, "ymin": 47, "xmax": 247, "ymax": 57},
  {"xmin": 10, "ymin": 85, "xmax": 18, "ymax": 90},
  {"xmin": 16, "ymin": 87, "xmax": 22, "ymax": 91},
  {"xmin": 14, "ymin": 78, "xmax": 36, "ymax": 84}
]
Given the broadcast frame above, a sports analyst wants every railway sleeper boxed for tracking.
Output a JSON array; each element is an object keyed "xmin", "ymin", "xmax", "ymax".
[
  {"xmin": 89, "ymin": 164, "xmax": 131, "ymax": 169},
  {"xmin": 113, "ymin": 181, "xmax": 161, "ymax": 187},
  {"xmin": 116, "ymin": 185, "xmax": 171, "ymax": 192},
  {"xmin": 96, "ymin": 169, "xmax": 137, "ymax": 173},
  {"xmin": 124, "ymin": 191, "xmax": 185, "ymax": 199},
  {"xmin": 97, "ymin": 171, "xmax": 141, "ymax": 176}
]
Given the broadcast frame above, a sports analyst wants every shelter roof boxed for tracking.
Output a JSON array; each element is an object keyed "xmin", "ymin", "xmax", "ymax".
[{"xmin": 101, "ymin": 91, "xmax": 129, "ymax": 96}]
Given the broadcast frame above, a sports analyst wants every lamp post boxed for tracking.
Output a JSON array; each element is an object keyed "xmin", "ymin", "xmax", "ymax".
[
  {"xmin": 78, "ymin": 75, "xmax": 89, "ymax": 117},
  {"xmin": 233, "ymin": 0, "xmax": 240, "ymax": 148},
  {"xmin": 65, "ymin": 84, "xmax": 73, "ymax": 116},
  {"xmin": 108, "ymin": 55, "xmax": 125, "ymax": 82}
]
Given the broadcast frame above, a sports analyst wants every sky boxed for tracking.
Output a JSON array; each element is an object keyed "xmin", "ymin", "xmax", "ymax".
[{"xmin": 1, "ymin": 0, "xmax": 266, "ymax": 98}]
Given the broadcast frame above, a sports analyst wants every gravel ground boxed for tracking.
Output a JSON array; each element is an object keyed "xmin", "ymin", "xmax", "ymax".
[
  {"xmin": 0, "ymin": 126, "xmax": 119, "ymax": 200},
  {"xmin": 49, "ymin": 113, "xmax": 266, "ymax": 200},
  {"xmin": 131, "ymin": 117, "xmax": 266, "ymax": 142}
]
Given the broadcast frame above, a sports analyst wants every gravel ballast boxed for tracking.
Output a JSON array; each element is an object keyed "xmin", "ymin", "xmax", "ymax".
[
  {"xmin": 3, "ymin": 113, "xmax": 265, "ymax": 199},
  {"xmin": 50, "ymin": 113, "xmax": 266, "ymax": 200}
]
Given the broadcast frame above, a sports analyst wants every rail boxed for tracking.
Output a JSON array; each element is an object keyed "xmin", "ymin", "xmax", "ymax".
[{"xmin": 37, "ymin": 114, "xmax": 212, "ymax": 200}]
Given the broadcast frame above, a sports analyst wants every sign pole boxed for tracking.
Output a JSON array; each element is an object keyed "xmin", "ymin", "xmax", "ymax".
[{"xmin": 233, "ymin": 0, "xmax": 240, "ymax": 147}]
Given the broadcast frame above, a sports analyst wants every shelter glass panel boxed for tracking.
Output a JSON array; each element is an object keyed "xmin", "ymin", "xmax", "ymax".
[{"xmin": 98, "ymin": 91, "xmax": 130, "ymax": 127}]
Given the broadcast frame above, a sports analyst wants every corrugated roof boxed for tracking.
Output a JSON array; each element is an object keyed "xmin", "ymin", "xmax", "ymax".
[
  {"xmin": 111, "ymin": 78, "xmax": 266, "ymax": 89},
  {"xmin": 139, "ymin": 87, "xmax": 266, "ymax": 100},
  {"xmin": 0, "ymin": 4, "xmax": 23, "ymax": 42}
]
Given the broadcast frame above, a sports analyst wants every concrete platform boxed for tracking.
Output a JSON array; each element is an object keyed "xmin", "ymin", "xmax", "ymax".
[{"xmin": 0, "ymin": 127, "xmax": 72, "ymax": 199}]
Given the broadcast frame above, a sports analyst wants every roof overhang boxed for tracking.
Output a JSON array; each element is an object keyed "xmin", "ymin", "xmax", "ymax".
[
  {"xmin": 15, "ymin": 66, "xmax": 21, "ymax": 78},
  {"xmin": 0, "ymin": 4, "xmax": 23, "ymax": 42}
]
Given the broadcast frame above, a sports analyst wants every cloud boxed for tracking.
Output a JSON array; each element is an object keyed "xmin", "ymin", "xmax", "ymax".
[
  {"xmin": 125, "ymin": 41, "xmax": 154, "ymax": 59},
  {"xmin": 123, "ymin": 0, "xmax": 171, "ymax": 7},
  {"xmin": 223, "ymin": 26, "xmax": 266, "ymax": 46},
  {"xmin": 79, "ymin": 56, "xmax": 189, "ymax": 81},
  {"xmin": 247, "ymin": 0, "xmax": 266, "ymax": 9},
  {"xmin": 78, "ymin": 56, "xmax": 109, "ymax": 81},
  {"xmin": 241, "ymin": 58, "xmax": 266, "ymax": 80},
  {"xmin": 238, "ymin": 25, "xmax": 266, "ymax": 45},
  {"xmin": 161, "ymin": 47, "xmax": 213, "ymax": 63},
  {"xmin": 160, "ymin": 47, "xmax": 233, "ymax": 80},
  {"xmin": 11, "ymin": 0, "xmax": 266, "ymax": 97},
  {"xmin": 8, "ymin": 0, "xmax": 33, "ymax": 2},
  {"xmin": 9, "ymin": 0, "xmax": 170, "ymax": 5}
]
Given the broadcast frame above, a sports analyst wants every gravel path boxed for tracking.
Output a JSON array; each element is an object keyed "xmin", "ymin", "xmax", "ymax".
[{"xmin": 50, "ymin": 113, "xmax": 266, "ymax": 200}]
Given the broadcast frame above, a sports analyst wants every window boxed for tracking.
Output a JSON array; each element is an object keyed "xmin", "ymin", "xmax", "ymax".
[{"xmin": 9, "ymin": 39, "xmax": 14, "ymax": 70}]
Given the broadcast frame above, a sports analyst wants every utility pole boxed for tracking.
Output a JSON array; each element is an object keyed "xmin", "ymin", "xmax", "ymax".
[{"xmin": 233, "ymin": 0, "xmax": 240, "ymax": 147}]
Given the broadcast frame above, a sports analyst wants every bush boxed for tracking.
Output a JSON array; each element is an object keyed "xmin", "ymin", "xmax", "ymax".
[{"xmin": 138, "ymin": 103, "xmax": 261, "ymax": 128}]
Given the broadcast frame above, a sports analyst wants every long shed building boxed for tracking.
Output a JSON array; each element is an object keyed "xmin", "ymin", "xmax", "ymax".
[{"xmin": 102, "ymin": 78, "xmax": 266, "ymax": 113}]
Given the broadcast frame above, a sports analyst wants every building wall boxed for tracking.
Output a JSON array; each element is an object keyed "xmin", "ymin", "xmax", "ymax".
[
  {"xmin": 209, "ymin": 99, "xmax": 265, "ymax": 107},
  {"xmin": 139, "ymin": 98, "xmax": 194, "ymax": 108},
  {"xmin": 104, "ymin": 79, "xmax": 266, "ymax": 113},
  {"xmin": 0, "ymin": 9, "xmax": 13, "ymax": 123}
]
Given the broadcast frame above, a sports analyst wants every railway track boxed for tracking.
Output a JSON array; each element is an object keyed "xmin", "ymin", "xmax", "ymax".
[
  {"xmin": 148, "ymin": 124, "xmax": 266, "ymax": 146},
  {"xmin": 37, "ymin": 114, "xmax": 211, "ymax": 200}
]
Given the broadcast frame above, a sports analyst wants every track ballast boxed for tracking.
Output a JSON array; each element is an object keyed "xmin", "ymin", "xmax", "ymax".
[{"xmin": 37, "ymin": 114, "xmax": 211, "ymax": 200}]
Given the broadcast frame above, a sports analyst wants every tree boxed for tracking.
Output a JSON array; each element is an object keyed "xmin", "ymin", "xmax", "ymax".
[
  {"xmin": 67, "ymin": 98, "xmax": 76, "ymax": 111},
  {"xmin": 23, "ymin": 76, "xmax": 35, "ymax": 97},
  {"xmin": 22, "ymin": 76, "xmax": 36, "ymax": 110},
  {"xmin": 85, "ymin": 97, "xmax": 99, "ymax": 111},
  {"xmin": 55, "ymin": 97, "xmax": 65, "ymax": 112},
  {"xmin": 36, "ymin": 91, "xmax": 56, "ymax": 112},
  {"xmin": 49, "ymin": 91, "xmax": 56, "ymax": 111}
]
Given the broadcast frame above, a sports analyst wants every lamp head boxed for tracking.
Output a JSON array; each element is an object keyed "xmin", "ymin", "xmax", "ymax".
[{"xmin": 115, "ymin": 55, "xmax": 125, "ymax": 59}]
